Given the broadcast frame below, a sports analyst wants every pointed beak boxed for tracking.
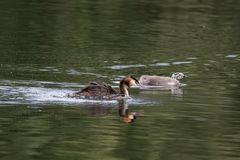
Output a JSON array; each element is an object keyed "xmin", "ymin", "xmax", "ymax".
[
  {"xmin": 128, "ymin": 76, "xmax": 140, "ymax": 87},
  {"xmin": 136, "ymin": 80, "xmax": 144, "ymax": 88},
  {"xmin": 136, "ymin": 80, "xmax": 143, "ymax": 87},
  {"xmin": 136, "ymin": 80, "xmax": 140, "ymax": 85}
]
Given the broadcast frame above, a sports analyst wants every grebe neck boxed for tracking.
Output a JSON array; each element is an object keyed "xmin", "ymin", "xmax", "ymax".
[{"xmin": 119, "ymin": 81, "xmax": 129, "ymax": 97}]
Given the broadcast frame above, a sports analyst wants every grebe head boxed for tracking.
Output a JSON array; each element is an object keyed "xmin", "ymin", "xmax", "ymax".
[
  {"xmin": 119, "ymin": 75, "xmax": 139, "ymax": 97},
  {"xmin": 122, "ymin": 75, "xmax": 139, "ymax": 87},
  {"xmin": 171, "ymin": 72, "xmax": 185, "ymax": 80}
]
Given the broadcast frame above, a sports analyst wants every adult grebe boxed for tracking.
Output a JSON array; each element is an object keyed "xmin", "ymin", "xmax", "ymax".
[
  {"xmin": 73, "ymin": 75, "xmax": 139, "ymax": 98},
  {"xmin": 139, "ymin": 72, "xmax": 185, "ymax": 86}
]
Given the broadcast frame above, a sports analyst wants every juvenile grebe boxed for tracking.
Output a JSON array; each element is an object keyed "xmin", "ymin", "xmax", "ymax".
[
  {"xmin": 139, "ymin": 72, "xmax": 185, "ymax": 86},
  {"xmin": 73, "ymin": 75, "xmax": 139, "ymax": 98}
]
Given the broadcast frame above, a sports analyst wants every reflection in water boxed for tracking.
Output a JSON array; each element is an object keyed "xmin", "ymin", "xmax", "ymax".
[
  {"xmin": 140, "ymin": 85, "xmax": 184, "ymax": 96},
  {"xmin": 118, "ymin": 99, "xmax": 137, "ymax": 124},
  {"xmin": 0, "ymin": 0, "xmax": 240, "ymax": 159},
  {"xmin": 84, "ymin": 99, "xmax": 143, "ymax": 124}
]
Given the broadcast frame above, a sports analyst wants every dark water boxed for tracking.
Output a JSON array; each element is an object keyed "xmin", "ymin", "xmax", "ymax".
[{"xmin": 0, "ymin": 0, "xmax": 240, "ymax": 159}]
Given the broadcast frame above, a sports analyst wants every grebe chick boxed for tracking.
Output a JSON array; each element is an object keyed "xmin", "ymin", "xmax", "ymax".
[
  {"xmin": 139, "ymin": 72, "xmax": 185, "ymax": 86},
  {"xmin": 73, "ymin": 75, "xmax": 139, "ymax": 98}
]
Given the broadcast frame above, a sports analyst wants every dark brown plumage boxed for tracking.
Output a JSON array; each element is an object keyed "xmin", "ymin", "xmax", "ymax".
[
  {"xmin": 73, "ymin": 76, "xmax": 139, "ymax": 98},
  {"xmin": 74, "ymin": 81, "xmax": 117, "ymax": 97}
]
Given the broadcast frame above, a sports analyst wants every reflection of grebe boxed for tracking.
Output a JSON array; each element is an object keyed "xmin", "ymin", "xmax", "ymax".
[
  {"xmin": 73, "ymin": 76, "xmax": 139, "ymax": 98},
  {"xmin": 139, "ymin": 72, "xmax": 185, "ymax": 86},
  {"xmin": 118, "ymin": 99, "xmax": 136, "ymax": 123}
]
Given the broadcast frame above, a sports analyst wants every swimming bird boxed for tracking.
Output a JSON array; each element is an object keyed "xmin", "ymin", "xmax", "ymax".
[
  {"xmin": 73, "ymin": 75, "xmax": 139, "ymax": 98},
  {"xmin": 139, "ymin": 72, "xmax": 185, "ymax": 86}
]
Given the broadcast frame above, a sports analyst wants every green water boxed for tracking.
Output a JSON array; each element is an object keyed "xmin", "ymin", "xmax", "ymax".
[{"xmin": 0, "ymin": 0, "xmax": 240, "ymax": 160}]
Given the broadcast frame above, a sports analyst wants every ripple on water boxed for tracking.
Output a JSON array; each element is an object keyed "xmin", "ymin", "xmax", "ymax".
[
  {"xmin": 0, "ymin": 80, "xmax": 83, "ymax": 88},
  {"xmin": 225, "ymin": 54, "xmax": 238, "ymax": 58},
  {"xmin": 0, "ymin": 80, "xmax": 153, "ymax": 106},
  {"xmin": 66, "ymin": 69, "xmax": 107, "ymax": 78},
  {"xmin": 107, "ymin": 64, "xmax": 145, "ymax": 70},
  {"xmin": 172, "ymin": 61, "xmax": 193, "ymax": 65},
  {"xmin": 149, "ymin": 62, "xmax": 171, "ymax": 67},
  {"xmin": 0, "ymin": 86, "xmax": 118, "ymax": 105},
  {"xmin": 186, "ymin": 57, "xmax": 198, "ymax": 60}
]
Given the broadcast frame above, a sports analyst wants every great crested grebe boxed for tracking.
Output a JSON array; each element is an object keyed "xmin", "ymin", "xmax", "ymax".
[
  {"xmin": 139, "ymin": 72, "xmax": 185, "ymax": 86},
  {"xmin": 73, "ymin": 75, "xmax": 139, "ymax": 98}
]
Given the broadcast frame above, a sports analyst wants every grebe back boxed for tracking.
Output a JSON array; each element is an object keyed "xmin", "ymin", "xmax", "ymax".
[{"xmin": 73, "ymin": 75, "xmax": 139, "ymax": 98}]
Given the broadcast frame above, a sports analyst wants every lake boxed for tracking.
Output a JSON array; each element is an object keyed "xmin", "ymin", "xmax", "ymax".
[{"xmin": 0, "ymin": 0, "xmax": 240, "ymax": 160}]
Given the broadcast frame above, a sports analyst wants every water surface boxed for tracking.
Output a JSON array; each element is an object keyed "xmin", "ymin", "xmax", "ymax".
[{"xmin": 0, "ymin": 0, "xmax": 240, "ymax": 160}]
